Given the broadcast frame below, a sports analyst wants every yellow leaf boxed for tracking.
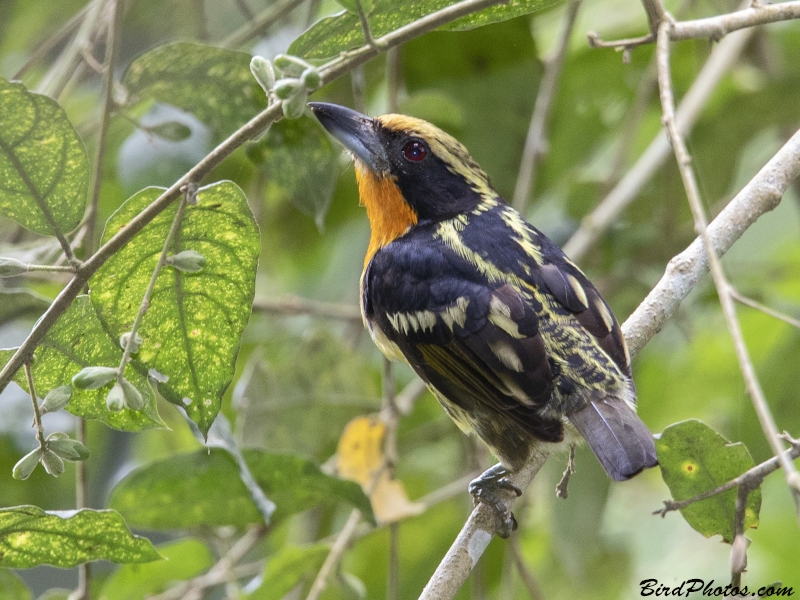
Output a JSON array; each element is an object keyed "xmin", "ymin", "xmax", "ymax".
[{"xmin": 336, "ymin": 415, "xmax": 386, "ymax": 487}]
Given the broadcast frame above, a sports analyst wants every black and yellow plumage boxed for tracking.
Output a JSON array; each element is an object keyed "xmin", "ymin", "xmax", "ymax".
[{"xmin": 310, "ymin": 102, "xmax": 657, "ymax": 528}]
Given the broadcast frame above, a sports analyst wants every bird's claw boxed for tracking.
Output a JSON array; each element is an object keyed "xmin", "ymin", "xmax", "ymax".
[{"xmin": 469, "ymin": 464, "xmax": 521, "ymax": 539}]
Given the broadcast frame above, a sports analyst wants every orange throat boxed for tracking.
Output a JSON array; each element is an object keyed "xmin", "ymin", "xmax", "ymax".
[{"xmin": 355, "ymin": 163, "xmax": 418, "ymax": 267}]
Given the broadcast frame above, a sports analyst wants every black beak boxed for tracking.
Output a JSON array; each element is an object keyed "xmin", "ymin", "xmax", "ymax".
[{"xmin": 308, "ymin": 102, "xmax": 388, "ymax": 173}]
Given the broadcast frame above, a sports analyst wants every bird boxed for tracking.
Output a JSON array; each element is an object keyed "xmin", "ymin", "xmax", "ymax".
[{"xmin": 309, "ymin": 102, "xmax": 658, "ymax": 536}]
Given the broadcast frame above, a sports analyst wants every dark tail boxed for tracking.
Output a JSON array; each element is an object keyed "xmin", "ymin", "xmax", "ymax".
[{"xmin": 568, "ymin": 398, "xmax": 658, "ymax": 481}]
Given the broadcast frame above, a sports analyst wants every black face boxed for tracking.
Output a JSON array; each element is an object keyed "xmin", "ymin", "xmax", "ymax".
[
  {"xmin": 309, "ymin": 102, "xmax": 485, "ymax": 222},
  {"xmin": 376, "ymin": 127, "xmax": 483, "ymax": 222}
]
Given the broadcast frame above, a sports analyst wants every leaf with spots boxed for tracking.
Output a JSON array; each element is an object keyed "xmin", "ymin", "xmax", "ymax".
[
  {"xmin": 656, "ymin": 419, "xmax": 761, "ymax": 543},
  {"xmin": 288, "ymin": 0, "xmax": 560, "ymax": 59},
  {"xmin": 0, "ymin": 506, "xmax": 161, "ymax": 568},
  {"xmin": 0, "ymin": 296, "xmax": 163, "ymax": 431},
  {"xmin": 123, "ymin": 43, "xmax": 268, "ymax": 139},
  {"xmin": 0, "ymin": 78, "xmax": 88, "ymax": 235},
  {"xmin": 90, "ymin": 182, "xmax": 259, "ymax": 435},
  {"xmin": 108, "ymin": 448, "xmax": 374, "ymax": 529},
  {"xmin": 247, "ymin": 116, "xmax": 339, "ymax": 228}
]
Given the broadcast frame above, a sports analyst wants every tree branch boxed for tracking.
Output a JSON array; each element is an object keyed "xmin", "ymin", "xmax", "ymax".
[
  {"xmin": 418, "ymin": 446, "xmax": 550, "ymax": 600},
  {"xmin": 588, "ymin": 0, "xmax": 800, "ymax": 50},
  {"xmin": 564, "ymin": 22, "xmax": 753, "ymax": 261}
]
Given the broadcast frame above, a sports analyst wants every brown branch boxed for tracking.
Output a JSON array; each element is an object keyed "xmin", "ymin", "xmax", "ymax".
[
  {"xmin": 730, "ymin": 288, "xmax": 800, "ymax": 331},
  {"xmin": 221, "ymin": 0, "xmax": 307, "ymax": 48},
  {"xmin": 84, "ymin": 0, "xmax": 120, "ymax": 257},
  {"xmin": 587, "ymin": 0, "xmax": 800, "ymax": 50},
  {"xmin": 252, "ymin": 295, "xmax": 362, "ymax": 322}
]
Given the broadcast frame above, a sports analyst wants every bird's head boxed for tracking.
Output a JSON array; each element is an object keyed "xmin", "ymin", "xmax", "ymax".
[{"xmin": 309, "ymin": 102, "xmax": 496, "ymax": 263}]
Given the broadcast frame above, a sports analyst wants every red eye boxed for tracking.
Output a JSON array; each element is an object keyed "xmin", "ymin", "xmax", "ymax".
[{"xmin": 403, "ymin": 140, "xmax": 427, "ymax": 162}]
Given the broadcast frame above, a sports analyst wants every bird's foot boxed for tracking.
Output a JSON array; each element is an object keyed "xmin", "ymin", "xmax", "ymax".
[{"xmin": 468, "ymin": 463, "xmax": 521, "ymax": 539}]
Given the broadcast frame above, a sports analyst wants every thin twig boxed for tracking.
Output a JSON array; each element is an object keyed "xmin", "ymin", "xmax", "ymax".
[
  {"xmin": 730, "ymin": 483, "xmax": 752, "ymax": 587},
  {"xmin": 37, "ymin": 0, "xmax": 109, "ymax": 99},
  {"xmin": 656, "ymin": 18, "xmax": 800, "ymax": 507},
  {"xmin": 640, "ymin": 0, "xmax": 667, "ymax": 34},
  {"xmin": 13, "ymin": 4, "xmax": 90, "ymax": 80},
  {"xmin": 512, "ymin": 0, "xmax": 581, "ymax": 213},
  {"xmin": 115, "ymin": 191, "xmax": 190, "ymax": 385},
  {"xmin": 654, "ymin": 436, "xmax": 800, "ymax": 516},
  {"xmin": 588, "ymin": 0, "xmax": 800, "ymax": 49},
  {"xmin": 149, "ymin": 525, "xmax": 267, "ymax": 600},
  {"xmin": 305, "ymin": 509, "xmax": 363, "ymax": 600},
  {"xmin": 252, "ymin": 295, "xmax": 362, "ymax": 322},
  {"xmin": 394, "ymin": 377, "xmax": 427, "ymax": 415},
  {"xmin": 24, "ymin": 363, "xmax": 46, "ymax": 449},
  {"xmin": 221, "ymin": 0, "xmax": 306, "ymax": 48},
  {"xmin": 354, "ymin": 0, "xmax": 383, "ymax": 50},
  {"xmin": 84, "ymin": 0, "xmax": 120, "ymax": 257},
  {"xmin": 564, "ymin": 17, "xmax": 753, "ymax": 261},
  {"xmin": 670, "ymin": 1, "xmax": 800, "ymax": 41},
  {"xmin": 730, "ymin": 289, "xmax": 800, "ymax": 330},
  {"xmin": 232, "ymin": 0, "xmax": 255, "ymax": 20}
]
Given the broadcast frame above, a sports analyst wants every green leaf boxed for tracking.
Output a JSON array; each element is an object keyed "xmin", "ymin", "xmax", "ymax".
[
  {"xmin": 247, "ymin": 116, "xmax": 339, "ymax": 228},
  {"xmin": 289, "ymin": 0, "xmax": 560, "ymax": 58},
  {"xmin": 0, "ymin": 296, "xmax": 164, "ymax": 431},
  {"xmin": 123, "ymin": 42, "xmax": 267, "ymax": 138},
  {"xmin": 656, "ymin": 419, "xmax": 762, "ymax": 543},
  {"xmin": 245, "ymin": 544, "xmax": 329, "ymax": 600},
  {"xmin": 109, "ymin": 449, "xmax": 375, "ymax": 529},
  {"xmin": 0, "ymin": 568, "xmax": 31, "ymax": 600},
  {"xmin": 0, "ymin": 288, "xmax": 50, "ymax": 326},
  {"xmin": 0, "ymin": 78, "xmax": 88, "ymax": 235},
  {"xmin": 98, "ymin": 538, "xmax": 212, "ymax": 600},
  {"xmin": 90, "ymin": 182, "xmax": 260, "ymax": 434},
  {"xmin": 0, "ymin": 506, "xmax": 161, "ymax": 568}
]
